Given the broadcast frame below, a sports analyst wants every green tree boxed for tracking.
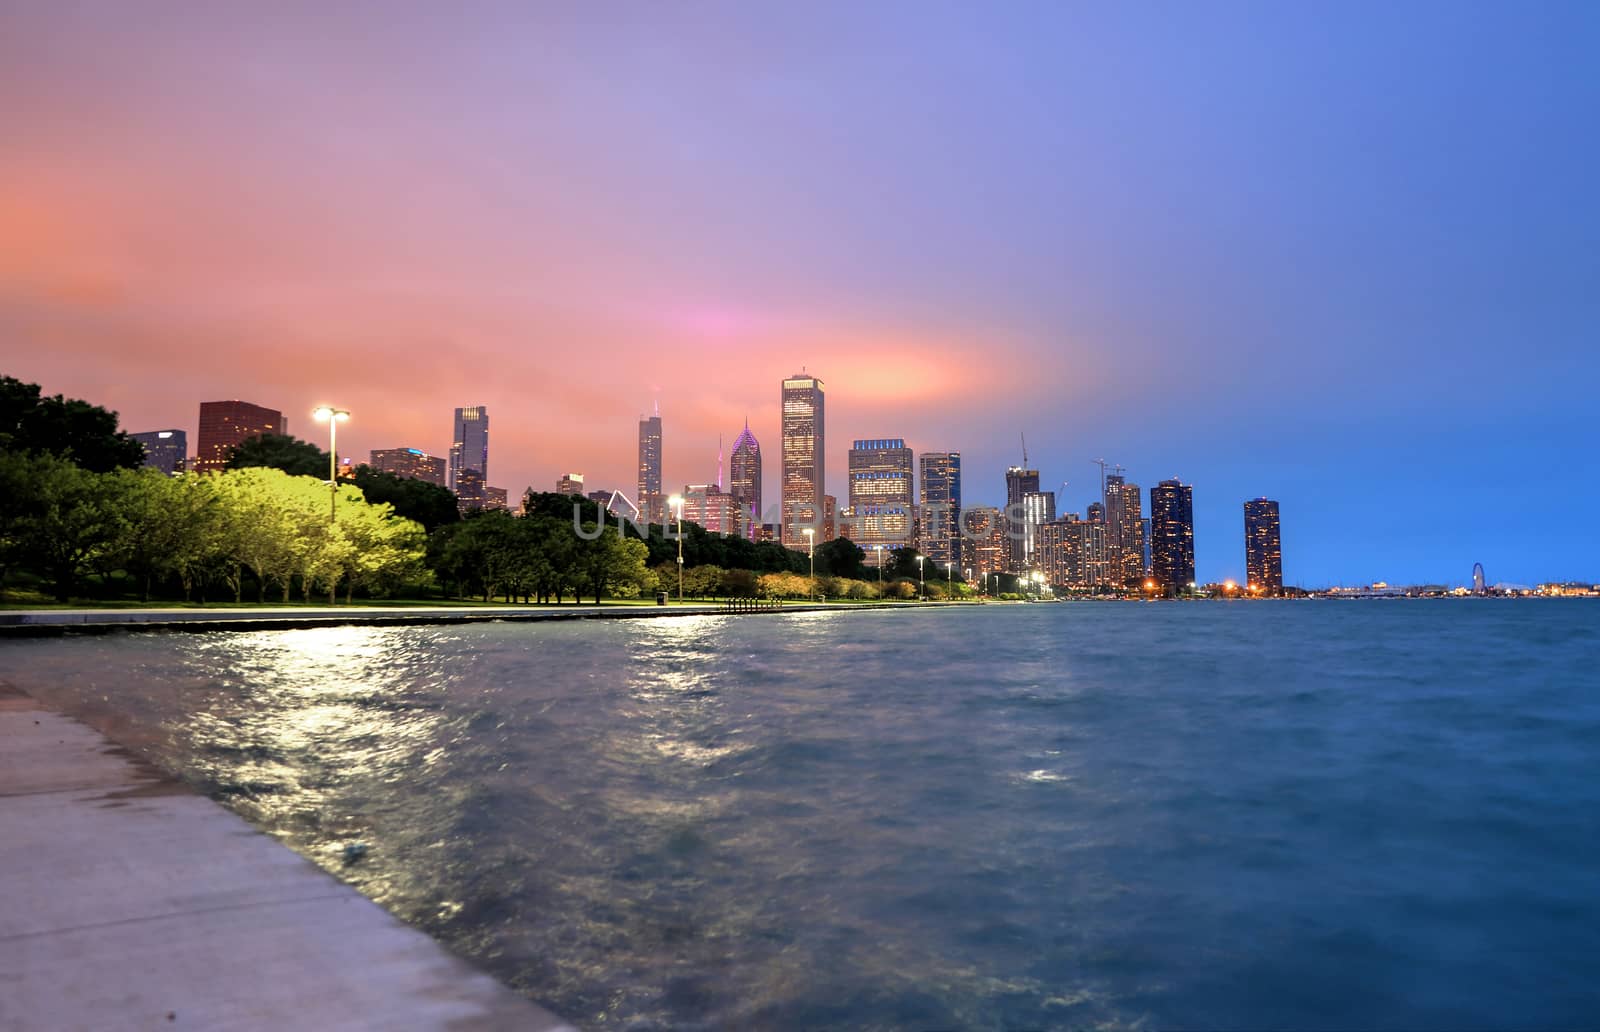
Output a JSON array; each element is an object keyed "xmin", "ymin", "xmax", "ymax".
[
  {"xmin": 351, "ymin": 467, "xmax": 460, "ymax": 532},
  {"xmin": 106, "ymin": 468, "xmax": 222, "ymax": 601},
  {"xmin": 0, "ymin": 375, "xmax": 145, "ymax": 472},
  {"xmin": 12, "ymin": 456, "xmax": 127, "ymax": 601},
  {"xmin": 815, "ymin": 537, "xmax": 866, "ymax": 578},
  {"xmin": 226, "ymin": 433, "xmax": 331, "ymax": 478}
]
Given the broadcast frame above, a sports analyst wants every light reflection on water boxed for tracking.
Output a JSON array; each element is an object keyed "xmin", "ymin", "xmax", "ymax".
[{"xmin": 3, "ymin": 603, "xmax": 1599, "ymax": 1029}]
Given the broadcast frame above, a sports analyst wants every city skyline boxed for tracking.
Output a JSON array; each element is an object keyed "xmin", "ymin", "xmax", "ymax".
[{"xmin": 5, "ymin": 4, "xmax": 1596, "ymax": 585}]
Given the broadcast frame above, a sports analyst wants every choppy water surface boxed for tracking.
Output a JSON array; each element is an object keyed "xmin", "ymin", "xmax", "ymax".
[{"xmin": 4, "ymin": 602, "xmax": 1598, "ymax": 1029}]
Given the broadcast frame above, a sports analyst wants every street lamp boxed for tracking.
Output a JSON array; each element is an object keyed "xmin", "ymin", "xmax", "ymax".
[
  {"xmin": 916, "ymin": 555, "xmax": 924, "ymax": 600},
  {"xmin": 873, "ymin": 544, "xmax": 883, "ymax": 582},
  {"xmin": 803, "ymin": 528, "xmax": 815, "ymax": 600},
  {"xmin": 311, "ymin": 406, "xmax": 349, "ymax": 524},
  {"xmin": 945, "ymin": 561, "xmax": 953, "ymax": 592},
  {"xmin": 668, "ymin": 493, "xmax": 684, "ymax": 602}
]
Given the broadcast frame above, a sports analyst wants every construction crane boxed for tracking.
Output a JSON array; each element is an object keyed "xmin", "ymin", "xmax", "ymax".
[{"xmin": 1020, "ymin": 432, "xmax": 1029, "ymax": 467}]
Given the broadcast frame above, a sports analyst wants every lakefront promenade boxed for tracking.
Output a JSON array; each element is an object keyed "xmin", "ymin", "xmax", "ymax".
[{"xmin": 0, "ymin": 680, "xmax": 575, "ymax": 1032}]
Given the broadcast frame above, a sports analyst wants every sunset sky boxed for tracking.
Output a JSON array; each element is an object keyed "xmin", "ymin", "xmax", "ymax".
[{"xmin": 3, "ymin": 1, "xmax": 1596, "ymax": 586}]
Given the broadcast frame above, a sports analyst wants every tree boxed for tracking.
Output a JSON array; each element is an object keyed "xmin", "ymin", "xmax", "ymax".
[
  {"xmin": 0, "ymin": 375, "xmax": 145, "ymax": 472},
  {"xmin": 226, "ymin": 433, "xmax": 330, "ymax": 478},
  {"xmin": 12, "ymin": 456, "xmax": 127, "ymax": 601},
  {"xmin": 107, "ymin": 468, "xmax": 222, "ymax": 601},
  {"xmin": 351, "ymin": 467, "xmax": 460, "ymax": 532},
  {"xmin": 815, "ymin": 537, "xmax": 866, "ymax": 579}
]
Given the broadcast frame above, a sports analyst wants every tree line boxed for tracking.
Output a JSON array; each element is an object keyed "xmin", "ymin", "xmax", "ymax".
[{"xmin": 0, "ymin": 373, "xmax": 970, "ymax": 605}]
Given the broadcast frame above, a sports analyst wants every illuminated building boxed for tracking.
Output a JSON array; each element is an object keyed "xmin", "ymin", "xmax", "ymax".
[
  {"xmin": 781, "ymin": 372, "xmax": 825, "ymax": 546},
  {"xmin": 1105, "ymin": 475, "xmax": 1144, "ymax": 588},
  {"xmin": 369, "ymin": 447, "xmax": 447, "ymax": 487},
  {"xmin": 1021, "ymin": 490, "xmax": 1055, "ymax": 569},
  {"xmin": 556, "ymin": 473, "xmax": 585, "ymax": 496},
  {"xmin": 449, "ymin": 406, "xmax": 489, "ymax": 493},
  {"xmin": 455, "ymin": 468, "xmax": 487, "ymax": 513},
  {"xmin": 729, "ymin": 420, "xmax": 762, "ymax": 540},
  {"xmin": 637, "ymin": 411, "xmax": 663, "ymax": 524},
  {"xmin": 845, "ymin": 438, "xmax": 914, "ymax": 549},
  {"xmin": 1004, "ymin": 466, "xmax": 1040, "ymax": 572},
  {"xmin": 1035, "ymin": 515, "xmax": 1108, "ymax": 589},
  {"xmin": 132, "ymin": 430, "xmax": 186, "ymax": 475},
  {"xmin": 1150, "ymin": 479, "xmax": 1196, "ymax": 594},
  {"xmin": 823, "ymin": 494, "xmax": 838, "ymax": 541},
  {"xmin": 194, "ymin": 400, "xmax": 284, "ymax": 473},
  {"xmin": 483, "ymin": 485, "xmax": 508, "ymax": 511},
  {"xmin": 919, "ymin": 452, "xmax": 961, "ymax": 568},
  {"xmin": 1244, "ymin": 498, "xmax": 1283, "ymax": 595},
  {"xmin": 962, "ymin": 506, "xmax": 1007, "ymax": 579},
  {"xmin": 681, "ymin": 484, "xmax": 743, "ymax": 537}
]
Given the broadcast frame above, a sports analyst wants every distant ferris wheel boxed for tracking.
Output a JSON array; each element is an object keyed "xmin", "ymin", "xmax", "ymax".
[{"xmin": 1472, "ymin": 562, "xmax": 1487, "ymax": 594}]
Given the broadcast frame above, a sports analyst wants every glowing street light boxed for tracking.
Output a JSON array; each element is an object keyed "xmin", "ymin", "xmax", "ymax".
[
  {"xmin": 803, "ymin": 527, "xmax": 815, "ymax": 600},
  {"xmin": 916, "ymin": 555, "xmax": 924, "ymax": 600},
  {"xmin": 873, "ymin": 544, "xmax": 883, "ymax": 581},
  {"xmin": 311, "ymin": 406, "xmax": 349, "ymax": 524},
  {"xmin": 669, "ymin": 493, "xmax": 684, "ymax": 602}
]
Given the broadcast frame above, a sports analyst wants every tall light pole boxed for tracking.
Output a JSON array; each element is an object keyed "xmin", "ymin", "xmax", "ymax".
[
  {"xmin": 803, "ymin": 528, "xmax": 815, "ymax": 600},
  {"xmin": 873, "ymin": 544, "xmax": 883, "ymax": 582},
  {"xmin": 312, "ymin": 406, "xmax": 349, "ymax": 524},
  {"xmin": 916, "ymin": 555, "xmax": 924, "ymax": 601},
  {"xmin": 669, "ymin": 493, "xmax": 684, "ymax": 602},
  {"xmin": 945, "ymin": 561, "xmax": 953, "ymax": 592}
]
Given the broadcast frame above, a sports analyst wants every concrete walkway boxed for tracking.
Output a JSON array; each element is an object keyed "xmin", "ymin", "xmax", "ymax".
[
  {"xmin": 0, "ymin": 683, "xmax": 574, "ymax": 1032},
  {"xmin": 0, "ymin": 601, "xmax": 938, "ymax": 637}
]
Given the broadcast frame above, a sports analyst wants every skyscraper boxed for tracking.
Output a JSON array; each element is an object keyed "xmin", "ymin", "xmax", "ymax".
[
  {"xmin": 1004, "ymin": 466, "xmax": 1040, "ymax": 572},
  {"xmin": 781, "ymin": 372, "xmax": 825, "ymax": 547},
  {"xmin": 962, "ymin": 506, "xmax": 1008, "ymax": 580},
  {"xmin": 1104, "ymin": 475, "xmax": 1144, "ymax": 588},
  {"xmin": 369, "ymin": 447, "xmax": 447, "ymax": 486},
  {"xmin": 194, "ymin": 401, "xmax": 285, "ymax": 473},
  {"xmin": 1150, "ymin": 479, "xmax": 1196, "ymax": 595},
  {"xmin": 729, "ymin": 420, "xmax": 762, "ymax": 540},
  {"xmin": 132, "ymin": 429, "xmax": 186, "ymax": 475},
  {"xmin": 637, "ymin": 411, "xmax": 663, "ymax": 524},
  {"xmin": 919, "ymin": 452, "xmax": 961, "ymax": 568},
  {"xmin": 1021, "ymin": 490, "xmax": 1056, "ymax": 570},
  {"xmin": 556, "ymin": 473, "xmax": 585, "ymax": 496},
  {"xmin": 449, "ymin": 406, "xmax": 489, "ymax": 493},
  {"xmin": 845, "ymin": 438, "xmax": 914, "ymax": 550},
  {"xmin": 1244, "ymin": 498, "xmax": 1284, "ymax": 595}
]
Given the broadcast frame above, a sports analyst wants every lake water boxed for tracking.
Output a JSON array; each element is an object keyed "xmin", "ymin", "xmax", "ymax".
[{"xmin": 2, "ymin": 602, "xmax": 1597, "ymax": 1029}]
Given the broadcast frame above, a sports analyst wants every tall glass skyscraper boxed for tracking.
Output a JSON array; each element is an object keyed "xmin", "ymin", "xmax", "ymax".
[
  {"xmin": 637, "ymin": 412, "xmax": 663, "ymax": 524},
  {"xmin": 729, "ymin": 419, "xmax": 762, "ymax": 540},
  {"xmin": 1244, "ymin": 498, "xmax": 1284, "ymax": 595},
  {"xmin": 1150, "ymin": 479, "xmax": 1196, "ymax": 594},
  {"xmin": 846, "ymin": 438, "xmax": 913, "ymax": 550},
  {"xmin": 1105, "ymin": 474, "xmax": 1144, "ymax": 588},
  {"xmin": 1004, "ymin": 466, "xmax": 1040, "ymax": 572},
  {"xmin": 781, "ymin": 373, "xmax": 825, "ymax": 547},
  {"xmin": 449, "ymin": 406, "xmax": 489, "ymax": 492},
  {"xmin": 919, "ymin": 452, "xmax": 961, "ymax": 568}
]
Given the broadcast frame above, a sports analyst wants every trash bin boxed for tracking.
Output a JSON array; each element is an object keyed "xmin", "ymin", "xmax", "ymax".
[{"xmin": 656, "ymin": 590, "xmax": 669, "ymax": 606}]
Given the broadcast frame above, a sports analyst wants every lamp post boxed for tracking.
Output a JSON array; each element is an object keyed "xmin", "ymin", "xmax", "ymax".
[
  {"xmin": 669, "ymin": 493, "xmax": 684, "ymax": 602},
  {"xmin": 916, "ymin": 555, "xmax": 924, "ymax": 601},
  {"xmin": 873, "ymin": 544, "xmax": 883, "ymax": 582},
  {"xmin": 312, "ymin": 406, "xmax": 349, "ymax": 524},
  {"xmin": 945, "ymin": 562, "xmax": 953, "ymax": 593},
  {"xmin": 803, "ymin": 528, "xmax": 815, "ymax": 600}
]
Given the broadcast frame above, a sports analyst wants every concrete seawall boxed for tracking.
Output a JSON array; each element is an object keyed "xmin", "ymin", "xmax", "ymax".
[
  {"xmin": 0, "ymin": 600, "xmax": 953, "ymax": 638},
  {"xmin": 0, "ymin": 682, "xmax": 575, "ymax": 1032}
]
